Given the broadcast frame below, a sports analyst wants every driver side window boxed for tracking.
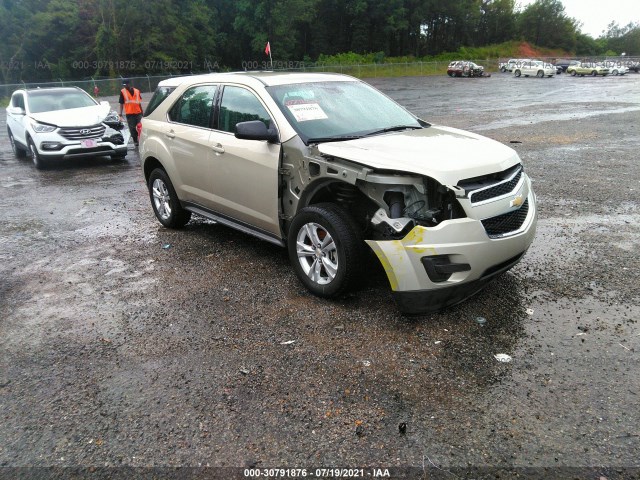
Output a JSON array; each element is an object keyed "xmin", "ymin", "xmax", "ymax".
[
  {"xmin": 12, "ymin": 93, "xmax": 25, "ymax": 110},
  {"xmin": 218, "ymin": 86, "xmax": 272, "ymax": 134}
]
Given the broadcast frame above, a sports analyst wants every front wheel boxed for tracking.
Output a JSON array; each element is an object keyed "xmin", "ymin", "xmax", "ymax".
[
  {"xmin": 591, "ymin": 71, "xmax": 597, "ymax": 76},
  {"xmin": 612, "ymin": 69, "xmax": 618, "ymax": 75},
  {"xmin": 288, "ymin": 203, "xmax": 363, "ymax": 298},
  {"xmin": 514, "ymin": 70, "xmax": 521, "ymax": 77},
  {"xmin": 148, "ymin": 168, "xmax": 191, "ymax": 228},
  {"xmin": 570, "ymin": 70, "xmax": 577, "ymax": 76},
  {"xmin": 537, "ymin": 70, "xmax": 544, "ymax": 78},
  {"xmin": 28, "ymin": 138, "xmax": 47, "ymax": 169}
]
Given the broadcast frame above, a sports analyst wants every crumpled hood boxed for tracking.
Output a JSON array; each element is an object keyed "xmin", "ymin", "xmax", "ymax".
[
  {"xmin": 317, "ymin": 126, "xmax": 521, "ymax": 185},
  {"xmin": 29, "ymin": 103, "xmax": 111, "ymax": 127}
]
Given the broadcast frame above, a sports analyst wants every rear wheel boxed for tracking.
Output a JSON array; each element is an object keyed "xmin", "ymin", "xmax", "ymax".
[
  {"xmin": 514, "ymin": 69, "xmax": 521, "ymax": 77},
  {"xmin": 288, "ymin": 203, "xmax": 363, "ymax": 298},
  {"xmin": 591, "ymin": 70, "xmax": 597, "ymax": 76},
  {"xmin": 570, "ymin": 70, "xmax": 577, "ymax": 76},
  {"xmin": 28, "ymin": 138, "xmax": 47, "ymax": 170},
  {"xmin": 612, "ymin": 69, "xmax": 619, "ymax": 75},
  {"xmin": 537, "ymin": 70, "xmax": 544, "ymax": 78},
  {"xmin": 8, "ymin": 129, "xmax": 27, "ymax": 158},
  {"xmin": 148, "ymin": 168, "xmax": 191, "ymax": 228}
]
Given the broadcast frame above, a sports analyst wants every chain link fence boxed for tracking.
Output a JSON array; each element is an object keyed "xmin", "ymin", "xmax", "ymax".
[
  {"xmin": 0, "ymin": 62, "xmax": 468, "ymax": 100},
  {"xmin": 2, "ymin": 57, "xmax": 638, "ymax": 101},
  {"xmin": 0, "ymin": 74, "xmax": 178, "ymax": 101}
]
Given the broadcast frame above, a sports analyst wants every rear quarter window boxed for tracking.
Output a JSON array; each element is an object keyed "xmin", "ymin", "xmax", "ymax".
[{"xmin": 144, "ymin": 86, "xmax": 176, "ymax": 117}]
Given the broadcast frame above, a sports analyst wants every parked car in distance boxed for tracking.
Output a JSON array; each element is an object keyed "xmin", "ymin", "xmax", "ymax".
[
  {"xmin": 603, "ymin": 62, "xmax": 628, "ymax": 75},
  {"xmin": 140, "ymin": 72, "xmax": 537, "ymax": 314},
  {"xmin": 566, "ymin": 62, "xmax": 609, "ymax": 76},
  {"xmin": 447, "ymin": 61, "xmax": 485, "ymax": 77},
  {"xmin": 553, "ymin": 59, "xmax": 580, "ymax": 73},
  {"xmin": 499, "ymin": 58, "xmax": 529, "ymax": 73},
  {"xmin": 6, "ymin": 87, "xmax": 129, "ymax": 169},
  {"xmin": 513, "ymin": 60, "xmax": 556, "ymax": 78}
]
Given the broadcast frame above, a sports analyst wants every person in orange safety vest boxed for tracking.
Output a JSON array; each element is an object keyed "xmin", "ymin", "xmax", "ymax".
[{"xmin": 118, "ymin": 79, "xmax": 143, "ymax": 146}]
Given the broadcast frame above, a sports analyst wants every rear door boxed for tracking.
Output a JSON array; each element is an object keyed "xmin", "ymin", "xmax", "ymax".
[{"xmin": 163, "ymin": 84, "xmax": 218, "ymax": 205}]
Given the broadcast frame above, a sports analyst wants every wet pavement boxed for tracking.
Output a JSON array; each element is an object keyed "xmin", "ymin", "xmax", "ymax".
[{"xmin": 1, "ymin": 73, "xmax": 639, "ymax": 479}]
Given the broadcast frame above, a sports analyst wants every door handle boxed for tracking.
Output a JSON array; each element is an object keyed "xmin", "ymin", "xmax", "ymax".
[
  {"xmin": 165, "ymin": 130, "xmax": 175, "ymax": 139},
  {"xmin": 211, "ymin": 143, "xmax": 225, "ymax": 154}
]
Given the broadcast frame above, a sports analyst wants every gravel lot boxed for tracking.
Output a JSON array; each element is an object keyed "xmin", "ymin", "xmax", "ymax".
[{"xmin": 1, "ymin": 73, "xmax": 639, "ymax": 479}]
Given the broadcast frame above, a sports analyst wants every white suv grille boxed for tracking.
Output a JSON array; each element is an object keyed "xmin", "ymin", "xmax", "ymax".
[{"xmin": 58, "ymin": 125, "xmax": 106, "ymax": 140}]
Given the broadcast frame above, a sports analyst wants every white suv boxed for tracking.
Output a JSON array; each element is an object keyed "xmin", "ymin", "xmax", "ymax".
[
  {"xmin": 513, "ymin": 60, "xmax": 556, "ymax": 78},
  {"xmin": 140, "ymin": 72, "xmax": 537, "ymax": 314},
  {"xmin": 6, "ymin": 87, "xmax": 129, "ymax": 169}
]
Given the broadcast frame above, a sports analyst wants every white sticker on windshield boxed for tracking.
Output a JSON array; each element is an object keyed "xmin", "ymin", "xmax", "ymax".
[{"xmin": 287, "ymin": 103, "xmax": 328, "ymax": 122}]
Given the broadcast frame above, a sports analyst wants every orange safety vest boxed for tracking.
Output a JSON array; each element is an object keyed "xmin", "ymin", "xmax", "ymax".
[{"xmin": 121, "ymin": 87, "xmax": 142, "ymax": 115}]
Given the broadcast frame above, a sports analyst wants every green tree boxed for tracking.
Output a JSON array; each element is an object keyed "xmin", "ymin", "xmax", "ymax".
[{"xmin": 517, "ymin": 0, "xmax": 578, "ymax": 51}]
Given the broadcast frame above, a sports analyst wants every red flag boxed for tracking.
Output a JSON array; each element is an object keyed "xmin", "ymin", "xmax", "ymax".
[{"xmin": 265, "ymin": 41, "xmax": 271, "ymax": 56}]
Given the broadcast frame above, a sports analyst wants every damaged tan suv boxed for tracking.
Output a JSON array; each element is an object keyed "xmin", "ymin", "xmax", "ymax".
[{"xmin": 140, "ymin": 72, "xmax": 536, "ymax": 314}]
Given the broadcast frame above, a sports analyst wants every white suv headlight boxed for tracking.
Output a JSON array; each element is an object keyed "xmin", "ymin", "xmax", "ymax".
[{"xmin": 31, "ymin": 121, "xmax": 56, "ymax": 133}]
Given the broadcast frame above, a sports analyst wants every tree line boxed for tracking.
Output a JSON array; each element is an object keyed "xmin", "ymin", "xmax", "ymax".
[{"xmin": 1, "ymin": 0, "xmax": 638, "ymax": 83}]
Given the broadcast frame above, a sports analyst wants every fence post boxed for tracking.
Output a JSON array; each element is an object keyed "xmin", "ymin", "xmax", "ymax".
[{"xmin": 147, "ymin": 74, "xmax": 151, "ymax": 94}]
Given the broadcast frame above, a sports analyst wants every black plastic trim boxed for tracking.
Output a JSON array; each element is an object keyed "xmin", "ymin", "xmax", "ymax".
[{"xmin": 393, "ymin": 250, "xmax": 527, "ymax": 315}]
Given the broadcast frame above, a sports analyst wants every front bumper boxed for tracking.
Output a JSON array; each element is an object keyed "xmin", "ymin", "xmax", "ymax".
[
  {"xmin": 33, "ymin": 126, "xmax": 131, "ymax": 161},
  {"xmin": 38, "ymin": 142, "xmax": 129, "ymax": 160},
  {"xmin": 366, "ymin": 189, "xmax": 537, "ymax": 314}
]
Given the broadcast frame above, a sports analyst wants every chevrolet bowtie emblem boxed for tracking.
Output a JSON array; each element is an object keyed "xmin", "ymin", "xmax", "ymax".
[{"xmin": 510, "ymin": 195, "xmax": 524, "ymax": 207}]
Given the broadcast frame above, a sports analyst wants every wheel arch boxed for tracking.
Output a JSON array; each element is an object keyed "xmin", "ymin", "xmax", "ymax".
[
  {"xmin": 285, "ymin": 178, "xmax": 375, "ymax": 237},
  {"xmin": 143, "ymin": 156, "xmax": 166, "ymax": 183}
]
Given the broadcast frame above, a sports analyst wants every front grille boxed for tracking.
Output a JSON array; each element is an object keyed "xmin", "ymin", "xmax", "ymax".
[
  {"xmin": 59, "ymin": 125, "xmax": 106, "ymax": 140},
  {"xmin": 470, "ymin": 169, "xmax": 522, "ymax": 203},
  {"xmin": 458, "ymin": 165, "xmax": 523, "ymax": 204},
  {"xmin": 482, "ymin": 199, "xmax": 529, "ymax": 238}
]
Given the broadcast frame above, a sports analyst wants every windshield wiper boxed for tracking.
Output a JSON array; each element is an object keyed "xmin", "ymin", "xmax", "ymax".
[
  {"xmin": 364, "ymin": 125, "xmax": 423, "ymax": 137},
  {"xmin": 307, "ymin": 135, "xmax": 364, "ymax": 144}
]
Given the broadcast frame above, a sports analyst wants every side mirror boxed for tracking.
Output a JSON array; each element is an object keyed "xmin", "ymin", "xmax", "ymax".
[
  {"xmin": 7, "ymin": 106, "xmax": 26, "ymax": 116},
  {"xmin": 235, "ymin": 120, "xmax": 278, "ymax": 143}
]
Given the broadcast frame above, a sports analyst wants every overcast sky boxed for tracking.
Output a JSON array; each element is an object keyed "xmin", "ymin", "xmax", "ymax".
[{"xmin": 517, "ymin": 0, "xmax": 640, "ymax": 38}]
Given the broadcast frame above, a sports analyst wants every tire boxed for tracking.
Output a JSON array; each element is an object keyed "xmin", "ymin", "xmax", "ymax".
[
  {"xmin": 447, "ymin": 71, "xmax": 453, "ymax": 77},
  {"xmin": 288, "ymin": 203, "xmax": 363, "ymax": 298},
  {"xmin": 28, "ymin": 138, "xmax": 47, "ymax": 169},
  {"xmin": 570, "ymin": 70, "xmax": 576, "ymax": 76},
  {"xmin": 148, "ymin": 168, "xmax": 191, "ymax": 228},
  {"xmin": 500, "ymin": 67, "xmax": 506, "ymax": 73},
  {"xmin": 514, "ymin": 70, "xmax": 521, "ymax": 77},
  {"xmin": 8, "ymin": 129, "xmax": 27, "ymax": 158},
  {"xmin": 612, "ymin": 70, "xmax": 618, "ymax": 75},
  {"xmin": 591, "ymin": 71, "xmax": 597, "ymax": 76},
  {"xmin": 537, "ymin": 70, "xmax": 544, "ymax": 78}
]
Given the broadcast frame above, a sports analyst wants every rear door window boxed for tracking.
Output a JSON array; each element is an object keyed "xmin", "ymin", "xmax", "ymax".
[{"xmin": 168, "ymin": 85, "xmax": 217, "ymax": 128}]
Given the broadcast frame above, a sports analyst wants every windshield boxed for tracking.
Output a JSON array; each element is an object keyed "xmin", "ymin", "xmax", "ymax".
[
  {"xmin": 267, "ymin": 80, "xmax": 423, "ymax": 143},
  {"xmin": 27, "ymin": 89, "xmax": 97, "ymax": 113}
]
